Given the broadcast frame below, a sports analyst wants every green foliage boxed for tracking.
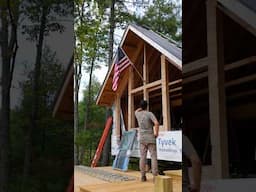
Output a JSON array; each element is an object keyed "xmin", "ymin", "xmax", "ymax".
[
  {"xmin": 79, "ymin": 76, "xmax": 106, "ymax": 125},
  {"xmin": 135, "ymin": 0, "xmax": 181, "ymax": 42},
  {"xmin": 114, "ymin": 0, "xmax": 137, "ymax": 29},
  {"xmin": 19, "ymin": 45, "xmax": 64, "ymax": 115},
  {"xmin": 21, "ymin": 0, "xmax": 73, "ymax": 41},
  {"xmin": 9, "ymin": 47, "xmax": 73, "ymax": 191},
  {"xmin": 75, "ymin": 0, "xmax": 108, "ymax": 70},
  {"xmin": 76, "ymin": 76, "xmax": 106, "ymax": 165}
]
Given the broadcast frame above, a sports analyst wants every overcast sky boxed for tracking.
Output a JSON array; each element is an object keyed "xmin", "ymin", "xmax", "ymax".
[{"xmin": 8, "ymin": 18, "xmax": 74, "ymax": 109}]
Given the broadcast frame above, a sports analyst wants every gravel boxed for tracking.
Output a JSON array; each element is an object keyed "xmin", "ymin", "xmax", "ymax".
[{"xmin": 76, "ymin": 166, "xmax": 137, "ymax": 182}]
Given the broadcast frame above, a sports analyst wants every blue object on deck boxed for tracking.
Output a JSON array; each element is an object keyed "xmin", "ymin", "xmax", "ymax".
[{"xmin": 112, "ymin": 130, "xmax": 137, "ymax": 171}]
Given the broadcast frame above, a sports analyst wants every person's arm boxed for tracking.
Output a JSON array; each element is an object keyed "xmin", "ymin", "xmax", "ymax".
[
  {"xmin": 150, "ymin": 112, "xmax": 159, "ymax": 137},
  {"xmin": 153, "ymin": 120, "xmax": 159, "ymax": 137},
  {"xmin": 183, "ymin": 135, "xmax": 202, "ymax": 192},
  {"xmin": 189, "ymin": 153, "xmax": 201, "ymax": 192}
]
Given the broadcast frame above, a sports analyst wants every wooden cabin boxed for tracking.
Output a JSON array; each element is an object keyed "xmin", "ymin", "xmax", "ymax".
[
  {"xmin": 96, "ymin": 24, "xmax": 182, "ymax": 142},
  {"xmin": 183, "ymin": 0, "xmax": 256, "ymax": 179}
]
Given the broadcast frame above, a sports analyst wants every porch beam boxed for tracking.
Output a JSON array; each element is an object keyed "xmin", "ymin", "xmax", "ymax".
[
  {"xmin": 143, "ymin": 43, "xmax": 149, "ymax": 106},
  {"xmin": 128, "ymin": 67, "xmax": 135, "ymax": 130},
  {"xmin": 207, "ymin": 0, "xmax": 229, "ymax": 178},
  {"xmin": 161, "ymin": 55, "xmax": 171, "ymax": 131}
]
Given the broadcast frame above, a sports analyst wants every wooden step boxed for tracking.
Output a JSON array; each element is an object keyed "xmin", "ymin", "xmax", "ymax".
[
  {"xmin": 163, "ymin": 170, "xmax": 182, "ymax": 181},
  {"xmin": 154, "ymin": 175, "xmax": 172, "ymax": 192},
  {"xmin": 80, "ymin": 181, "xmax": 154, "ymax": 192}
]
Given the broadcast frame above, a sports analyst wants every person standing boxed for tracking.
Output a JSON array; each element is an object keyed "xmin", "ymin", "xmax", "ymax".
[
  {"xmin": 135, "ymin": 100, "xmax": 160, "ymax": 182},
  {"xmin": 182, "ymin": 134, "xmax": 202, "ymax": 192}
]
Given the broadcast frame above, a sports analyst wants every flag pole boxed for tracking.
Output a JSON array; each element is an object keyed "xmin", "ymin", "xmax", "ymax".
[{"xmin": 120, "ymin": 47, "xmax": 145, "ymax": 83}]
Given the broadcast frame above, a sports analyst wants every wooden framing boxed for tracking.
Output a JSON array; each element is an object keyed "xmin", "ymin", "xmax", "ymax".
[
  {"xmin": 115, "ymin": 93, "xmax": 121, "ymax": 138},
  {"xmin": 224, "ymin": 56, "xmax": 256, "ymax": 71},
  {"xmin": 128, "ymin": 67, "xmax": 135, "ymax": 130},
  {"xmin": 183, "ymin": 55, "xmax": 256, "ymax": 84},
  {"xmin": 161, "ymin": 55, "xmax": 171, "ymax": 131},
  {"xmin": 116, "ymin": 71, "xmax": 129, "ymax": 95},
  {"xmin": 217, "ymin": 0, "xmax": 256, "ymax": 36},
  {"xmin": 183, "ymin": 71, "xmax": 208, "ymax": 84},
  {"xmin": 127, "ymin": 50, "xmax": 178, "ymax": 131},
  {"xmin": 225, "ymin": 73, "xmax": 256, "ymax": 87},
  {"xmin": 143, "ymin": 44, "xmax": 149, "ymax": 106},
  {"xmin": 97, "ymin": 25, "xmax": 182, "ymax": 149},
  {"xmin": 184, "ymin": 72, "xmax": 256, "ymax": 99},
  {"xmin": 150, "ymin": 87, "xmax": 181, "ymax": 99},
  {"xmin": 131, "ymin": 80, "xmax": 162, "ymax": 94},
  {"xmin": 143, "ymin": 80, "xmax": 181, "ymax": 93},
  {"xmin": 207, "ymin": 0, "xmax": 229, "ymax": 178},
  {"xmin": 183, "ymin": 57, "xmax": 208, "ymax": 74},
  {"xmin": 127, "ymin": 25, "xmax": 182, "ymax": 69},
  {"xmin": 182, "ymin": 0, "xmax": 256, "ymax": 180}
]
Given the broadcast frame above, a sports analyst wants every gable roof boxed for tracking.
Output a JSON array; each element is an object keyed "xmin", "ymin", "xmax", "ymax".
[
  {"xmin": 96, "ymin": 24, "xmax": 182, "ymax": 106},
  {"xmin": 125, "ymin": 24, "xmax": 182, "ymax": 68},
  {"xmin": 218, "ymin": 0, "xmax": 256, "ymax": 36}
]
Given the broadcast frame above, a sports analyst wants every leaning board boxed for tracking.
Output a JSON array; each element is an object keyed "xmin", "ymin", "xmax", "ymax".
[{"xmin": 112, "ymin": 130, "xmax": 136, "ymax": 171}]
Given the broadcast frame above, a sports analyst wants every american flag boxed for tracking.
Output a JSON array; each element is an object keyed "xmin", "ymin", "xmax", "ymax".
[{"xmin": 112, "ymin": 47, "xmax": 132, "ymax": 91}]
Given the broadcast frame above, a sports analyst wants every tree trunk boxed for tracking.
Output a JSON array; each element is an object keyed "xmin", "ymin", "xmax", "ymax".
[
  {"xmin": 101, "ymin": 108, "xmax": 112, "ymax": 166},
  {"xmin": 83, "ymin": 57, "xmax": 95, "ymax": 131},
  {"xmin": 23, "ymin": 6, "xmax": 46, "ymax": 185},
  {"xmin": 74, "ymin": 61, "xmax": 81, "ymax": 165},
  {"xmin": 80, "ymin": 57, "xmax": 95, "ymax": 163},
  {"xmin": 101, "ymin": 0, "xmax": 116, "ymax": 166},
  {"xmin": 74, "ymin": 33, "xmax": 81, "ymax": 164},
  {"xmin": 108, "ymin": 0, "xmax": 115, "ymax": 68},
  {"xmin": 0, "ymin": 9, "xmax": 10, "ymax": 191},
  {"xmin": 0, "ymin": 1, "xmax": 18, "ymax": 190}
]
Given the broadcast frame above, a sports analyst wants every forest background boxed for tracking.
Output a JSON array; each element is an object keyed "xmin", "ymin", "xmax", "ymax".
[{"xmin": 0, "ymin": 0, "xmax": 181, "ymax": 191}]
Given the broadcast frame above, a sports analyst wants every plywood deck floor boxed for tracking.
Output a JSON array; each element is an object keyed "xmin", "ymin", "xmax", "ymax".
[{"xmin": 75, "ymin": 166, "xmax": 181, "ymax": 192}]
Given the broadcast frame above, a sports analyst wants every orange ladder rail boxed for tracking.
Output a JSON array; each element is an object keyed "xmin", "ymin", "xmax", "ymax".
[{"xmin": 91, "ymin": 116, "xmax": 113, "ymax": 167}]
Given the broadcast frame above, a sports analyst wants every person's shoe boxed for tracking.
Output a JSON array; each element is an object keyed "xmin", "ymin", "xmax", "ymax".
[{"xmin": 141, "ymin": 175, "xmax": 147, "ymax": 182}]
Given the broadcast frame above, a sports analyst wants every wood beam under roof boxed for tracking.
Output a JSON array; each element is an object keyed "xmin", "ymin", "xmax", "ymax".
[
  {"xmin": 218, "ymin": 0, "xmax": 256, "ymax": 36},
  {"xmin": 161, "ymin": 55, "xmax": 171, "ymax": 131}
]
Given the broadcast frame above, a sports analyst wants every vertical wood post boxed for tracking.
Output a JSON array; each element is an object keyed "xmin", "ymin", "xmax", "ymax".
[
  {"xmin": 128, "ymin": 67, "xmax": 134, "ymax": 129},
  {"xmin": 115, "ymin": 93, "xmax": 121, "ymax": 139},
  {"xmin": 143, "ymin": 44, "xmax": 149, "ymax": 107},
  {"xmin": 161, "ymin": 55, "xmax": 171, "ymax": 130},
  {"xmin": 207, "ymin": 0, "xmax": 229, "ymax": 178}
]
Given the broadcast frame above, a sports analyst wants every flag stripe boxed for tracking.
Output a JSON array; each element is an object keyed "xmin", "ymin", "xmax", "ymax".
[
  {"xmin": 119, "ymin": 60, "xmax": 130, "ymax": 72},
  {"xmin": 112, "ymin": 66, "xmax": 119, "ymax": 91},
  {"xmin": 112, "ymin": 47, "xmax": 132, "ymax": 91}
]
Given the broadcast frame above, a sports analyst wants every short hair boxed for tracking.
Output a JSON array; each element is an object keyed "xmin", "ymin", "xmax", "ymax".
[{"xmin": 140, "ymin": 100, "xmax": 148, "ymax": 110}]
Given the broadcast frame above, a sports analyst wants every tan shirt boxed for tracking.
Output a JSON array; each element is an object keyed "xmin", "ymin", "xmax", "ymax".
[{"xmin": 135, "ymin": 110, "xmax": 157, "ymax": 144}]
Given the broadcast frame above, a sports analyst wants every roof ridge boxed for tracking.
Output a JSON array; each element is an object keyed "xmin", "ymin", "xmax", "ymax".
[{"xmin": 132, "ymin": 23, "xmax": 181, "ymax": 48}]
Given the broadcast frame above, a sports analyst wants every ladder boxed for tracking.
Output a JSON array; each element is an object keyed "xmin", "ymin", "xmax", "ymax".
[{"xmin": 91, "ymin": 116, "xmax": 113, "ymax": 167}]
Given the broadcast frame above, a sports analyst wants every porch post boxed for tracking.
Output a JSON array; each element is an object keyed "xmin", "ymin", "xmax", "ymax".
[
  {"xmin": 128, "ymin": 67, "xmax": 134, "ymax": 129},
  {"xmin": 143, "ymin": 43, "xmax": 149, "ymax": 106},
  {"xmin": 161, "ymin": 54, "xmax": 171, "ymax": 130},
  {"xmin": 115, "ymin": 93, "xmax": 121, "ymax": 139},
  {"xmin": 207, "ymin": 0, "xmax": 229, "ymax": 178}
]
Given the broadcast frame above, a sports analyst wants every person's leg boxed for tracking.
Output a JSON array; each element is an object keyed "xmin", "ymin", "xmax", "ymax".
[
  {"xmin": 148, "ymin": 143, "xmax": 158, "ymax": 176},
  {"xmin": 139, "ymin": 143, "xmax": 148, "ymax": 181},
  {"xmin": 146, "ymin": 159, "xmax": 151, "ymax": 172}
]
